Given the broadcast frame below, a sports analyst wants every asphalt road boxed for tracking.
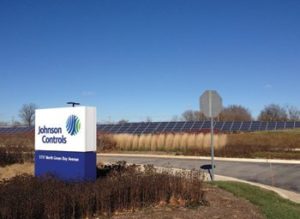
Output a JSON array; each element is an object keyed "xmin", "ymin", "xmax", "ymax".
[{"xmin": 98, "ymin": 155, "xmax": 300, "ymax": 193}]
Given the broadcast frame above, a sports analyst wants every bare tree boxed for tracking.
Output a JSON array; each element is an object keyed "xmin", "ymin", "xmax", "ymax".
[
  {"xmin": 118, "ymin": 119, "xmax": 129, "ymax": 124},
  {"xmin": 171, "ymin": 115, "xmax": 180, "ymax": 121},
  {"xmin": 286, "ymin": 105, "xmax": 300, "ymax": 121},
  {"xmin": 182, "ymin": 110, "xmax": 206, "ymax": 121},
  {"xmin": 219, "ymin": 105, "xmax": 252, "ymax": 121},
  {"xmin": 145, "ymin": 117, "xmax": 152, "ymax": 122},
  {"xmin": 182, "ymin": 110, "xmax": 194, "ymax": 121},
  {"xmin": 258, "ymin": 104, "xmax": 288, "ymax": 121},
  {"xmin": 0, "ymin": 121, "xmax": 8, "ymax": 126},
  {"xmin": 19, "ymin": 103, "xmax": 37, "ymax": 127}
]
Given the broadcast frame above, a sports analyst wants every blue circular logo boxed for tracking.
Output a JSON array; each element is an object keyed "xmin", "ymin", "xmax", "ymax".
[{"xmin": 66, "ymin": 115, "xmax": 81, "ymax": 136}]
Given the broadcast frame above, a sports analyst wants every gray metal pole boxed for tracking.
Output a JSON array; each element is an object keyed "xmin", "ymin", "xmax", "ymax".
[
  {"xmin": 210, "ymin": 116, "xmax": 214, "ymax": 181},
  {"xmin": 209, "ymin": 91, "xmax": 215, "ymax": 181}
]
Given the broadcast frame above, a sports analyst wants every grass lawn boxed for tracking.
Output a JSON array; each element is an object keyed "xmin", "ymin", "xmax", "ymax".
[{"xmin": 214, "ymin": 181, "xmax": 300, "ymax": 219}]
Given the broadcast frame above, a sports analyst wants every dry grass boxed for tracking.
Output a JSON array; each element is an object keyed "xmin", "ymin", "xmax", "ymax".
[
  {"xmin": 0, "ymin": 162, "xmax": 33, "ymax": 180},
  {"xmin": 220, "ymin": 131, "xmax": 300, "ymax": 158},
  {"xmin": 98, "ymin": 131, "xmax": 300, "ymax": 159},
  {"xmin": 97, "ymin": 134, "xmax": 117, "ymax": 152},
  {"xmin": 0, "ymin": 133, "xmax": 34, "ymax": 149},
  {"xmin": 157, "ymin": 134, "xmax": 165, "ymax": 151},
  {"xmin": 111, "ymin": 133, "xmax": 227, "ymax": 154},
  {"xmin": 228, "ymin": 131, "xmax": 300, "ymax": 149}
]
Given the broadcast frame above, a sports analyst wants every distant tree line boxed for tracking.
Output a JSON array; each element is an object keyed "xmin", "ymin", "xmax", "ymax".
[
  {"xmin": 181, "ymin": 104, "xmax": 300, "ymax": 122},
  {"xmin": 1, "ymin": 103, "xmax": 300, "ymax": 126}
]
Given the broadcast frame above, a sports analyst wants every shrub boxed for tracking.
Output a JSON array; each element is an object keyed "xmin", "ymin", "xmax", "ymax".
[
  {"xmin": 0, "ymin": 163, "xmax": 205, "ymax": 218},
  {"xmin": 0, "ymin": 146, "xmax": 33, "ymax": 167}
]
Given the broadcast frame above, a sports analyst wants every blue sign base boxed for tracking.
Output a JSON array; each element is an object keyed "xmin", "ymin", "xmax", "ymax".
[{"xmin": 35, "ymin": 150, "xmax": 96, "ymax": 181}]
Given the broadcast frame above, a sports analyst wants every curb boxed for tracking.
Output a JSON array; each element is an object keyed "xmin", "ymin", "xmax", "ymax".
[{"xmin": 98, "ymin": 153, "xmax": 300, "ymax": 164}]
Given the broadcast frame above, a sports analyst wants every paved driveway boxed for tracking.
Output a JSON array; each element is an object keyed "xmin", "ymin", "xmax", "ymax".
[{"xmin": 98, "ymin": 154, "xmax": 300, "ymax": 193}]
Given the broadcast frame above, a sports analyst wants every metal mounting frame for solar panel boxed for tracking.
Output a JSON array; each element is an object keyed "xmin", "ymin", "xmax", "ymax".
[
  {"xmin": 142, "ymin": 122, "xmax": 153, "ymax": 134},
  {"xmin": 127, "ymin": 123, "xmax": 141, "ymax": 134},
  {"xmin": 285, "ymin": 121, "xmax": 295, "ymax": 129},
  {"xmin": 250, "ymin": 121, "xmax": 261, "ymax": 131},
  {"xmin": 231, "ymin": 121, "xmax": 243, "ymax": 132},
  {"xmin": 214, "ymin": 121, "xmax": 224, "ymax": 131},
  {"xmin": 259, "ymin": 122, "xmax": 268, "ymax": 131},
  {"xmin": 201, "ymin": 121, "xmax": 211, "ymax": 130},
  {"xmin": 222, "ymin": 121, "xmax": 233, "ymax": 132},
  {"xmin": 162, "ymin": 122, "xmax": 177, "ymax": 133},
  {"xmin": 267, "ymin": 122, "xmax": 276, "ymax": 130},
  {"xmin": 276, "ymin": 122, "xmax": 285, "ymax": 130},
  {"xmin": 116, "ymin": 123, "xmax": 131, "ymax": 133},
  {"xmin": 171, "ymin": 122, "xmax": 184, "ymax": 132},
  {"xmin": 155, "ymin": 122, "xmax": 168, "ymax": 133},
  {"xmin": 240, "ymin": 121, "xmax": 251, "ymax": 132},
  {"xmin": 181, "ymin": 121, "xmax": 195, "ymax": 132},
  {"xmin": 3, "ymin": 120, "xmax": 300, "ymax": 135},
  {"xmin": 295, "ymin": 121, "xmax": 300, "ymax": 128},
  {"xmin": 134, "ymin": 123, "xmax": 148, "ymax": 134},
  {"xmin": 142, "ymin": 122, "xmax": 160, "ymax": 134},
  {"xmin": 191, "ymin": 121, "xmax": 204, "ymax": 132}
]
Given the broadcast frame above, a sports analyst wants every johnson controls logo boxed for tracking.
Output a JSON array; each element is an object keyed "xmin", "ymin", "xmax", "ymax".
[{"xmin": 66, "ymin": 115, "xmax": 81, "ymax": 136}]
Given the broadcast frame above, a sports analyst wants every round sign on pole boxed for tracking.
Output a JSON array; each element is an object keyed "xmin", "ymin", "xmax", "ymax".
[{"xmin": 200, "ymin": 90, "xmax": 223, "ymax": 118}]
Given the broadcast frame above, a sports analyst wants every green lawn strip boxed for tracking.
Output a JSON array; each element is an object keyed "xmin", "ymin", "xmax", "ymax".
[{"xmin": 213, "ymin": 181, "xmax": 300, "ymax": 219}]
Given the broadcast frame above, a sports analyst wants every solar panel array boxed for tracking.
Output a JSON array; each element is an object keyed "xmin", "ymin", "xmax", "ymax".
[
  {"xmin": 0, "ymin": 126, "xmax": 34, "ymax": 134},
  {"xmin": 98, "ymin": 121, "xmax": 300, "ymax": 134},
  {"xmin": 1, "ymin": 121, "xmax": 300, "ymax": 135}
]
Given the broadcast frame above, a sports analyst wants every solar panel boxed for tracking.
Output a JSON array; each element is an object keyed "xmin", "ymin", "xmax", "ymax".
[
  {"xmin": 155, "ymin": 122, "xmax": 169, "ymax": 132},
  {"xmin": 181, "ymin": 121, "xmax": 195, "ymax": 132},
  {"xmin": 285, "ymin": 121, "xmax": 295, "ymax": 129},
  {"xmin": 191, "ymin": 121, "xmax": 204, "ymax": 131},
  {"xmin": 171, "ymin": 122, "xmax": 184, "ymax": 132},
  {"xmin": 116, "ymin": 124, "xmax": 131, "ymax": 133},
  {"xmin": 127, "ymin": 123, "xmax": 142, "ymax": 133},
  {"xmin": 214, "ymin": 121, "xmax": 224, "ymax": 131},
  {"xmin": 98, "ymin": 124, "xmax": 112, "ymax": 132},
  {"xmin": 259, "ymin": 122, "xmax": 268, "ymax": 131},
  {"xmin": 134, "ymin": 123, "xmax": 149, "ymax": 134},
  {"xmin": 222, "ymin": 121, "xmax": 233, "ymax": 131},
  {"xmin": 201, "ymin": 121, "xmax": 211, "ymax": 129},
  {"xmin": 163, "ymin": 122, "xmax": 177, "ymax": 132},
  {"xmin": 276, "ymin": 122, "xmax": 285, "ymax": 130},
  {"xmin": 109, "ymin": 124, "xmax": 122, "ymax": 133},
  {"xmin": 240, "ymin": 121, "xmax": 251, "ymax": 131},
  {"xmin": 250, "ymin": 121, "xmax": 261, "ymax": 131},
  {"xmin": 0, "ymin": 128, "xmax": 8, "ymax": 133},
  {"xmin": 142, "ymin": 122, "xmax": 160, "ymax": 134},
  {"xmin": 295, "ymin": 121, "xmax": 300, "ymax": 128},
  {"xmin": 1, "ymin": 120, "xmax": 300, "ymax": 135},
  {"xmin": 231, "ymin": 121, "xmax": 242, "ymax": 131},
  {"xmin": 0, "ymin": 126, "xmax": 34, "ymax": 134},
  {"xmin": 268, "ymin": 122, "xmax": 276, "ymax": 130}
]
